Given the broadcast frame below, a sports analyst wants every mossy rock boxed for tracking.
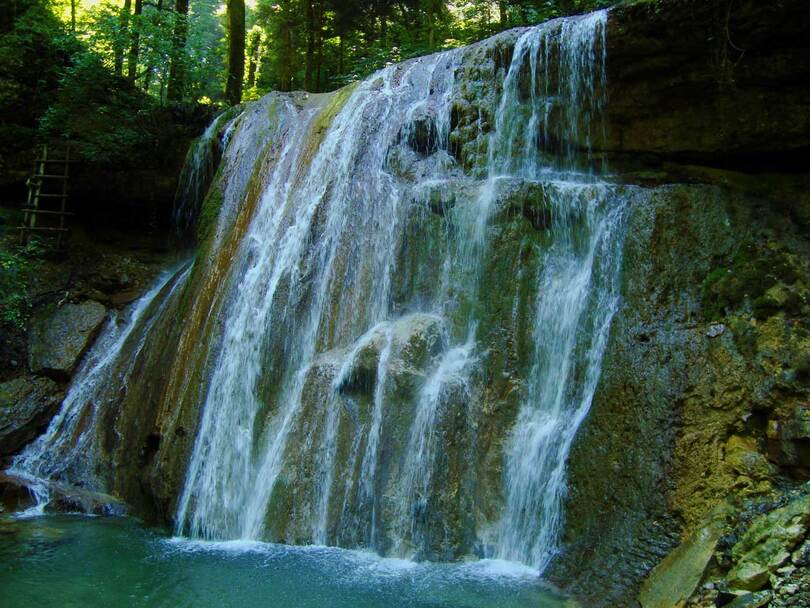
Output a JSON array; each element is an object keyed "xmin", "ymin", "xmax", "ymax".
[
  {"xmin": 639, "ymin": 504, "xmax": 732, "ymax": 608},
  {"xmin": 700, "ymin": 237, "xmax": 809, "ymax": 322},
  {"xmin": 727, "ymin": 493, "xmax": 810, "ymax": 591}
]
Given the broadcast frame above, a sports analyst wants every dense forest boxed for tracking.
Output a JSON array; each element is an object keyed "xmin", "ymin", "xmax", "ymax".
[{"xmin": 0, "ymin": 0, "xmax": 610, "ymax": 166}]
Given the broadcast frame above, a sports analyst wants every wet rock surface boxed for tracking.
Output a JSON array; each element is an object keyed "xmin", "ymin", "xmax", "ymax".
[
  {"xmin": 639, "ymin": 505, "xmax": 732, "ymax": 608},
  {"xmin": 727, "ymin": 494, "xmax": 810, "ymax": 591},
  {"xmin": 681, "ymin": 487, "xmax": 810, "ymax": 608},
  {"xmin": 545, "ymin": 167, "xmax": 810, "ymax": 607}
]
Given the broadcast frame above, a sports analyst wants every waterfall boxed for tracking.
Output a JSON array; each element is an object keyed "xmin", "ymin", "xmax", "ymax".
[
  {"xmin": 172, "ymin": 110, "xmax": 244, "ymax": 238},
  {"xmin": 174, "ymin": 51, "xmax": 464, "ymax": 542},
  {"xmin": 9, "ymin": 7, "xmax": 626, "ymax": 575},
  {"xmin": 490, "ymin": 10, "xmax": 625, "ymax": 572},
  {"xmin": 392, "ymin": 329, "xmax": 477, "ymax": 556},
  {"xmin": 172, "ymin": 116, "xmax": 224, "ymax": 236},
  {"xmin": 496, "ymin": 182, "xmax": 625, "ymax": 571}
]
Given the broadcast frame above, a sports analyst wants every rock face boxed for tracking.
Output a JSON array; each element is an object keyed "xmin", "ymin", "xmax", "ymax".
[
  {"xmin": 551, "ymin": 174, "xmax": 810, "ymax": 604},
  {"xmin": 535, "ymin": 3, "xmax": 810, "ymax": 604},
  {"xmin": 0, "ymin": 377, "xmax": 63, "ymax": 456},
  {"xmin": 602, "ymin": 0, "xmax": 810, "ymax": 170},
  {"xmin": 28, "ymin": 301, "xmax": 106, "ymax": 379}
]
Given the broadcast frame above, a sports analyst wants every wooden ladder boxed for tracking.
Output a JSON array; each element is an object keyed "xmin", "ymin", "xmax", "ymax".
[{"xmin": 19, "ymin": 143, "xmax": 77, "ymax": 249}]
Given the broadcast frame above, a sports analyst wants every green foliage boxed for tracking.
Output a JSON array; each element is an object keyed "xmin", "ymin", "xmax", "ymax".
[
  {"xmin": 39, "ymin": 51, "xmax": 165, "ymax": 164},
  {"xmin": 186, "ymin": 0, "xmax": 227, "ymax": 103},
  {"xmin": 248, "ymin": 0, "xmax": 617, "ymax": 96},
  {"xmin": 0, "ymin": 239, "xmax": 45, "ymax": 328},
  {"xmin": 0, "ymin": 0, "xmax": 72, "ymax": 166},
  {"xmin": 0, "ymin": 0, "xmax": 616, "ymax": 184},
  {"xmin": 1, "ymin": 0, "xmax": 616, "ymax": 126}
]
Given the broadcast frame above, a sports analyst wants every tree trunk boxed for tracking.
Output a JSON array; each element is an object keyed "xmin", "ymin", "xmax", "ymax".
[
  {"xmin": 144, "ymin": 0, "xmax": 163, "ymax": 96},
  {"xmin": 315, "ymin": 0, "xmax": 323, "ymax": 92},
  {"xmin": 70, "ymin": 0, "xmax": 76, "ymax": 32},
  {"xmin": 337, "ymin": 35, "xmax": 344, "ymax": 76},
  {"xmin": 280, "ymin": 19, "xmax": 293, "ymax": 92},
  {"xmin": 425, "ymin": 0, "xmax": 438, "ymax": 50},
  {"xmin": 114, "ymin": 0, "xmax": 131, "ymax": 77},
  {"xmin": 499, "ymin": 1, "xmax": 507, "ymax": 27},
  {"xmin": 225, "ymin": 0, "xmax": 246, "ymax": 104},
  {"xmin": 167, "ymin": 0, "xmax": 190, "ymax": 101},
  {"xmin": 246, "ymin": 29, "xmax": 261, "ymax": 89},
  {"xmin": 144, "ymin": 65, "xmax": 154, "ymax": 95},
  {"xmin": 305, "ymin": 0, "xmax": 315, "ymax": 91},
  {"xmin": 160, "ymin": 61, "xmax": 169, "ymax": 101},
  {"xmin": 126, "ymin": 0, "xmax": 143, "ymax": 82},
  {"xmin": 426, "ymin": 4, "xmax": 434, "ymax": 51},
  {"xmin": 558, "ymin": 0, "xmax": 577, "ymax": 16}
]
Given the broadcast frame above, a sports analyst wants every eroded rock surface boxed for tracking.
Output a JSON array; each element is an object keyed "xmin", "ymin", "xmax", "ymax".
[
  {"xmin": 28, "ymin": 301, "xmax": 106, "ymax": 379},
  {"xmin": 0, "ymin": 377, "xmax": 63, "ymax": 457}
]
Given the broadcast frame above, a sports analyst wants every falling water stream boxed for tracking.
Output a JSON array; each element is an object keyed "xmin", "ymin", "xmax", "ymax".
[
  {"xmin": 9, "ymin": 263, "xmax": 193, "ymax": 506},
  {"xmin": 7, "ymin": 8, "xmax": 627, "ymax": 588}
]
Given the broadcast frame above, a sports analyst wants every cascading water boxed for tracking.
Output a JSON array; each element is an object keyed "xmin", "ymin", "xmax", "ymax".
[
  {"xmin": 490, "ymin": 10, "xmax": 627, "ymax": 572},
  {"xmin": 8, "ymin": 7, "xmax": 628, "ymax": 577},
  {"xmin": 174, "ymin": 51, "xmax": 466, "ymax": 543},
  {"xmin": 9, "ymin": 263, "xmax": 192, "ymax": 504}
]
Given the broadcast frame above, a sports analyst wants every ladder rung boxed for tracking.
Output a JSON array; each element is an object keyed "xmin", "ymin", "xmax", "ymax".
[
  {"xmin": 17, "ymin": 226, "xmax": 70, "ymax": 232},
  {"xmin": 21, "ymin": 209, "xmax": 75, "ymax": 216},
  {"xmin": 35, "ymin": 193, "xmax": 68, "ymax": 199},
  {"xmin": 36, "ymin": 159, "xmax": 79, "ymax": 164},
  {"xmin": 31, "ymin": 174, "xmax": 70, "ymax": 180}
]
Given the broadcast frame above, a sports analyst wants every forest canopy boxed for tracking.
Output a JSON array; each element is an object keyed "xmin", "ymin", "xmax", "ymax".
[{"xmin": 0, "ymin": 0, "xmax": 611, "ymax": 166}]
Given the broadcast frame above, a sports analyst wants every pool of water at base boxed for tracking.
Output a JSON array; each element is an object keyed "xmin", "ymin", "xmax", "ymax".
[{"xmin": 0, "ymin": 515, "xmax": 570, "ymax": 608}]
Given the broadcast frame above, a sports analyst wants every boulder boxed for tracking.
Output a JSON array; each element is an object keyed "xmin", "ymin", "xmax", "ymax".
[
  {"xmin": 311, "ymin": 313, "xmax": 445, "ymax": 399},
  {"xmin": 791, "ymin": 538, "xmax": 810, "ymax": 566},
  {"xmin": 0, "ymin": 472, "xmax": 35, "ymax": 512},
  {"xmin": 638, "ymin": 506, "xmax": 730, "ymax": 608},
  {"xmin": 28, "ymin": 301, "xmax": 106, "ymax": 379},
  {"xmin": 727, "ymin": 494, "xmax": 810, "ymax": 591},
  {"xmin": 782, "ymin": 407, "xmax": 810, "ymax": 443},
  {"xmin": 390, "ymin": 313, "xmax": 445, "ymax": 373},
  {"xmin": 767, "ymin": 406, "xmax": 810, "ymax": 474},
  {"xmin": 725, "ymin": 591, "xmax": 772, "ymax": 608},
  {"xmin": 0, "ymin": 376, "xmax": 63, "ymax": 456},
  {"xmin": 0, "ymin": 472, "xmax": 125, "ymax": 516}
]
